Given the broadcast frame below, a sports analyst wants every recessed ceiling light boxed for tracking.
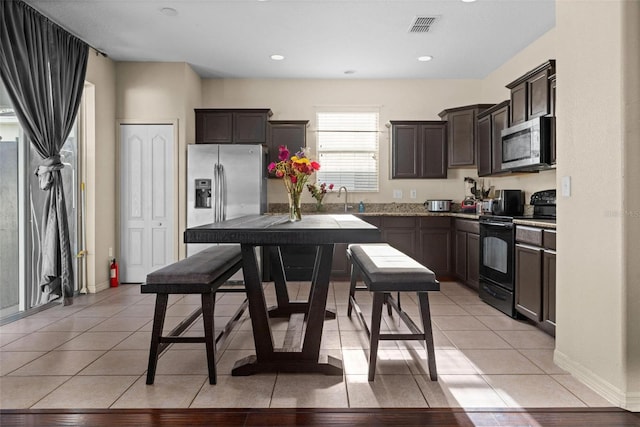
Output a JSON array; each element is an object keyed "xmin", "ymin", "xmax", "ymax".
[
  {"xmin": 418, "ymin": 56, "xmax": 433, "ymax": 62},
  {"xmin": 270, "ymin": 54, "xmax": 285, "ymax": 61},
  {"xmin": 461, "ymin": 0, "xmax": 477, "ymax": 3},
  {"xmin": 160, "ymin": 7, "xmax": 178, "ymax": 16}
]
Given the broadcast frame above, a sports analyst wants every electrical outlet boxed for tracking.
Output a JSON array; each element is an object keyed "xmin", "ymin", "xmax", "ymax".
[
  {"xmin": 410, "ymin": 189, "xmax": 417, "ymax": 199},
  {"xmin": 393, "ymin": 189, "xmax": 403, "ymax": 199}
]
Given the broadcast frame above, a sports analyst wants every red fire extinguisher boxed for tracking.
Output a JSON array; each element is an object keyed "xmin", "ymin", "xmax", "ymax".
[{"xmin": 110, "ymin": 258, "xmax": 119, "ymax": 287}]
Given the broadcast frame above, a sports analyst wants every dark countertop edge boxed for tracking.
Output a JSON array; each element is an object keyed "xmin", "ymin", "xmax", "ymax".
[{"xmin": 513, "ymin": 218, "xmax": 557, "ymax": 229}]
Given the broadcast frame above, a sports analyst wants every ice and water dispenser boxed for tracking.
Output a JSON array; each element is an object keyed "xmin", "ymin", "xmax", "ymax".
[{"xmin": 195, "ymin": 179, "xmax": 211, "ymax": 208}]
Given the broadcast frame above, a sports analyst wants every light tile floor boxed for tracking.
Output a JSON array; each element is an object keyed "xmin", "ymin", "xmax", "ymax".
[{"xmin": 0, "ymin": 281, "xmax": 615, "ymax": 409}]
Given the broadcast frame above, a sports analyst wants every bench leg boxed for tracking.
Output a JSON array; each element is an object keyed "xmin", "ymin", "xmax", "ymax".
[
  {"xmin": 368, "ymin": 292, "xmax": 385, "ymax": 381},
  {"xmin": 146, "ymin": 293, "xmax": 169, "ymax": 385},
  {"xmin": 347, "ymin": 261, "xmax": 358, "ymax": 318},
  {"xmin": 201, "ymin": 292, "xmax": 217, "ymax": 385},
  {"xmin": 418, "ymin": 292, "xmax": 437, "ymax": 381}
]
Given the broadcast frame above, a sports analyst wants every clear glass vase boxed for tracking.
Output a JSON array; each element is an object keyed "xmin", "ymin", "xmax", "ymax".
[{"xmin": 287, "ymin": 190, "xmax": 302, "ymax": 222}]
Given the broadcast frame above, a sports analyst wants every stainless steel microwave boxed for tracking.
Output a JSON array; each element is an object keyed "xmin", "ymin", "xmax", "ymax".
[{"xmin": 501, "ymin": 116, "xmax": 554, "ymax": 171}]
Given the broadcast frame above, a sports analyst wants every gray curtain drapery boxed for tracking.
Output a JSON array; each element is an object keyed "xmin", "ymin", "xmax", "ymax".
[{"xmin": 0, "ymin": 0, "xmax": 88, "ymax": 305}]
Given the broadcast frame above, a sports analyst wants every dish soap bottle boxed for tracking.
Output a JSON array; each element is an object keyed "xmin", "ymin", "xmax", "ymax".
[{"xmin": 358, "ymin": 201, "xmax": 365, "ymax": 213}]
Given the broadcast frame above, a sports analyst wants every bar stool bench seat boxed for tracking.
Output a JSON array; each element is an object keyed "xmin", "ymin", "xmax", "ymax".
[
  {"xmin": 347, "ymin": 243, "xmax": 440, "ymax": 381},
  {"xmin": 141, "ymin": 244, "xmax": 245, "ymax": 385}
]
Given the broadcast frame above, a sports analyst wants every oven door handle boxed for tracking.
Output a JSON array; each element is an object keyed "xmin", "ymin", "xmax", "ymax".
[{"xmin": 481, "ymin": 222, "xmax": 513, "ymax": 229}]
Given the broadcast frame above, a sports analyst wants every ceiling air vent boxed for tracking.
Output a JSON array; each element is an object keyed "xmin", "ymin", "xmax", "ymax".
[{"xmin": 409, "ymin": 16, "xmax": 439, "ymax": 33}]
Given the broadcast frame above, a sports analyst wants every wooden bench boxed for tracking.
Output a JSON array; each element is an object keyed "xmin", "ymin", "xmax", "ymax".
[
  {"xmin": 141, "ymin": 244, "xmax": 245, "ymax": 385},
  {"xmin": 347, "ymin": 243, "xmax": 440, "ymax": 381}
]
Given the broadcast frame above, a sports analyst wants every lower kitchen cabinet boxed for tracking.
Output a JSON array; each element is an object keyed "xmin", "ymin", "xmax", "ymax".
[
  {"xmin": 543, "ymin": 249, "xmax": 556, "ymax": 329},
  {"xmin": 382, "ymin": 217, "xmax": 418, "ymax": 259},
  {"xmin": 454, "ymin": 219, "xmax": 479, "ymax": 290},
  {"xmin": 515, "ymin": 243, "xmax": 542, "ymax": 320},
  {"xmin": 420, "ymin": 217, "xmax": 452, "ymax": 278},
  {"xmin": 515, "ymin": 225, "xmax": 556, "ymax": 336},
  {"xmin": 264, "ymin": 214, "xmax": 455, "ymax": 281},
  {"xmin": 344, "ymin": 215, "xmax": 452, "ymax": 279}
]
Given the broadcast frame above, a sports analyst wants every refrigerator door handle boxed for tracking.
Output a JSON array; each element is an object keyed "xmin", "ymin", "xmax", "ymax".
[
  {"xmin": 213, "ymin": 163, "xmax": 220, "ymax": 222},
  {"xmin": 219, "ymin": 163, "xmax": 227, "ymax": 221}
]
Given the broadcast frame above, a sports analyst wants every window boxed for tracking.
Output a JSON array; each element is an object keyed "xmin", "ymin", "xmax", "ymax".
[{"xmin": 315, "ymin": 110, "xmax": 379, "ymax": 192}]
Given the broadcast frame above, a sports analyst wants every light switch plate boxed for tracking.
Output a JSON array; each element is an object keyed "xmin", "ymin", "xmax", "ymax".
[
  {"xmin": 561, "ymin": 176, "xmax": 571, "ymax": 197},
  {"xmin": 393, "ymin": 189, "xmax": 403, "ymax": 199},
  {"xmin": 410, "ymin": 189, "xmax": 417, "ymax": 199}
]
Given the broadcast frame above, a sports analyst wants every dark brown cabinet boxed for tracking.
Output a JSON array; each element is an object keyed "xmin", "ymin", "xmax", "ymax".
[
  {"xmin": 265, "ymin": 215, "xmax": 455, "ymax": 281},
  {"xmin": 420, "ymin": 217, "xmax": 452, "ymax": 278},
  {"xmin": 543, "ymin": 249, "xmax": 556, "ymax": 329},
  {"xmin": 453, "ymin": 219, "xmax": 479, "ymax": 290},
  {"xmin": 549, "ymin": 73, "xmax": 557, "ymax": 165},
  {"xmin": 267, "ymin": 120, "xmax": 308, "ymax": 170},
  {"xmin": 358, "ymin": 215, "xmax": 452, "ymax": 279},
  {"xmin": 438, "ymin": 105, "xmax": 493, "ymax": 168},
  {"xmin": 515, "ymin": 225, "xmax": 556, "ymax": 336},
  {"xmin": 381, "ymin": 217, "xmax": 419, "ymax": 259},
  {"xmin": 477, "ymin": 100, "xmax": 511, "ymax": 177},
  {"xmin": 390, "ymin": 121, "xmax": 447, "ymax": 179},
  {"xmin": 506, "ymin": 60, "xmax": 555, "ymax": 126},
  {"xmin": 515, "ymin": 242, "xmax": 542, "ymax": 321},
  {"xmin": 195, "ymin": 109, "xmax": 272, "ymax": 144}
]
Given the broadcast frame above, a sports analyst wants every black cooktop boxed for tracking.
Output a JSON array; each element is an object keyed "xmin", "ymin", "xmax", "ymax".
[{"xmin": 480, "ymin": 214, "xmax": 556, "ymax": 223}]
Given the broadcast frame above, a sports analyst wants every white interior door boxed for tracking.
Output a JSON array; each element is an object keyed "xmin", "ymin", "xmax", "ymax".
[{"xmin": 120, "ymin": 124, "xmax": 174, "ymax": 283}]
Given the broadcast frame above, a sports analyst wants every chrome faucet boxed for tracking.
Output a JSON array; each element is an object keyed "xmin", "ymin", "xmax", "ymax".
[{"xmin": 337, "ymin": 186, "xmax": 352, "ymax": 212}]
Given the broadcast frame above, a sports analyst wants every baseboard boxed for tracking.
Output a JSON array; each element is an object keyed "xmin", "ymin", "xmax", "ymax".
[
  {"xmin": 89, "ymin": 280, "xmax": 111, "ymax": 294},
  {"xmin": 554, "ymin": 349, "xmax": 639, "ymax": 411}
]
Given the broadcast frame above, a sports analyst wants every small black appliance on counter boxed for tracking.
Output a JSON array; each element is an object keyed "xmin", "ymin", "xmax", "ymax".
[
  {"xmin": 491, "ymin": 189, "xmax": 524, "ymax": 216},
  {"xmin": 528, "ymin": 189, "xmax": 556, "ymax": 219}
]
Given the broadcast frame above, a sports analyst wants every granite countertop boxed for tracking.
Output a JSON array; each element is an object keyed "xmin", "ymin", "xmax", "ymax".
[
  {"xmin": 268, "ymin": 202, "xmax": 556, "ymax": 229},
  {"xmin": 513, "ymin": 218, "xmax": 557, "ymax": 229},
  {"xmin": 268, "ymin": 202, "xmax": 477, "ymax": 217}
]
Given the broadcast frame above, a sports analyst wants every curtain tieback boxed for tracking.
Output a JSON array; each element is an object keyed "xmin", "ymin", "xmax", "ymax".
[{"xmin": 35, "ymin": 155, "xmax": 64, "ymax": 190}]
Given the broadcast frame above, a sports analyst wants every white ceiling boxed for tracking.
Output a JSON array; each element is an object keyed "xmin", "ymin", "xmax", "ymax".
[{"xmin": 24, "ymin": 0, "xmax": 555, "ymax": 80}]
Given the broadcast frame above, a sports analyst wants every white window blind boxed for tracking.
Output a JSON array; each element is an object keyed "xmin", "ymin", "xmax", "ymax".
[{"xmin": 315, "ymin": 111, "xmax": 379, "ymax": 192}]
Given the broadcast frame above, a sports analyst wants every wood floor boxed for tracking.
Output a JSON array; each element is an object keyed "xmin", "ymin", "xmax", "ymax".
[{"xmin": 1, "ymin": 408, "xmax": 638, "ymax": 426}]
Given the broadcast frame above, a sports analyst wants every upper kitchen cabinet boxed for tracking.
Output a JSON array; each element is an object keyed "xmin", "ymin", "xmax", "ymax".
[
  {"xmin": 390, "ymin": 121, "xmax": 447, "ymax": 179},
  {"xmin": 267, "ymin": 120, "xmax": 308, "ymax": 167},
  {"xmin": 477, "ymin": 100, "xmax": 510, "ymax": 177},
  {"xmin": 195, "ymin": 109, "xmax": 273, "ymax": 144},
  {"xmin": 438, "ymin": 104, "xmax": 493, "ymax": 168},
  {"xmin": 549, "ymin": 73, "xmax": 557, "ymax": 165},
  {"xmin": 506, "ymin": 60, "xmax": 556, "ymax": 125}
]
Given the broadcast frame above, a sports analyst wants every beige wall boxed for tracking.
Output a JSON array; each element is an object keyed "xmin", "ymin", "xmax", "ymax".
[
  {"xmin": 115, "ymin": 62, "xmax": 202, "ymax": 260},
  {"xmin": 201, "ymin": 64, "xmax": 557, "ymax": 207},
  {"xmin": 555, "ymin": 0, "xmax": 638, "ymax": 410},
  {"xmin": 623, "ymin": 0, "xmax": 640, "ymax": 399},
  {"xmin": 84, "ymin": 50, "xmax": 116, "ymax": 292},
  {"xmin": 478, "ymin": 29, "xmax": 557, "ymax": 200}
]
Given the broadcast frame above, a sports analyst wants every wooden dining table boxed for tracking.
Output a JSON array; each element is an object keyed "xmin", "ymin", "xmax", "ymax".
[{"xmin": 184, "ymin": 214, "xmax": 381, "ymax": 376}]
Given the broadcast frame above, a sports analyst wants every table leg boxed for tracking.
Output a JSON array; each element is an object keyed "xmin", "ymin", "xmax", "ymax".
[
  {"xmin": 267, "ymin": 245, "xmax": 335, "ymax": 320},
  {"xmin": 240, "ymin": 244, "xmax": 274, "ymax": 358},
  {"xmin": 232, "ymin": 243, "xmax": 342, "ymax": 376}
]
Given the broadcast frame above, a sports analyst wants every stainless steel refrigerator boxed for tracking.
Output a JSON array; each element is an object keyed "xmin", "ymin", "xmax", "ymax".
[{"xmin": 187, "ymin": 144, "xmax": 268, "ymax": 257}]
